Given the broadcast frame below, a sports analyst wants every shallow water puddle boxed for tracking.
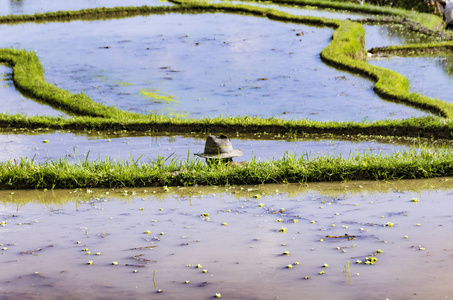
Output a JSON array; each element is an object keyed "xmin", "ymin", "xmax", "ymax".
[
  {"xmin": 0, "ymin": 0, "xmax": 172, "ymax": 16},
  {"xmin": 368, "ymin": 55, "xmax": 453, "ymax": 103},
  {"xmin": 0, "ymin": 13, "xmax": 428, "ymax": 120},
  {"xmin": 1, "ymin": 178, "xmax": 453, "ymax": 299},
  {"xmin": 0, "ymin": 65, "xmax": 66, "ymax": 117},
  {"xmin": 0, "ymin": 131, "xmax": 430, "ymax": 163}
]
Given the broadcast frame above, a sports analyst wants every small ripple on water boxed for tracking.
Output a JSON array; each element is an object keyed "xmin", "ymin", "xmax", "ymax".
[{"xmin": 1, "ymin": 179, "xmax": 453, "ymax": 299}]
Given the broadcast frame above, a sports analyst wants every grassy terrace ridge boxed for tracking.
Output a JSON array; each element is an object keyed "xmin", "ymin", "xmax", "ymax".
[
  {"xmin": 368, "ymin": 41, "xmax": 453, "ymax": 56},
  {"xmin": 228, "ymin": 0, "xmax": 444, "ymax": 30},
  {"xmin": 0, "ymin": 0, "xmax": 438, "ymax": 27},
  {"xmin": 0, "ymin": 5, "xmax": 197, "ymax": 24},
  {"xmin": 0, "ymin": 49, "xmax": 139, "ymax": 118},
  {"xmin": 1, "ymin": 149, "xmax": 453, "ymax": 189},
  {"xmin": 1, "ymin": 1, "xmax": 453, "ymax": 188},
  {"xmin": 319, "ymin": 20, "xmax": 453, "ymax": 118},
  {"xmin": 0, "ymin": 2, "xmax": 452, "ymax": 124},
  {"xmin": 4, "ymin": 114, "xmax": 453, "ymax": 140}
]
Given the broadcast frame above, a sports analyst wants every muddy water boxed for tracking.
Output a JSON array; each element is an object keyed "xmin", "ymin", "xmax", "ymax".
[
  {"xmin": 0, "ymin": 131, "xmax": 434, "ymax": 163},
  {"xmin": 1, "ymin": 178, "xmax": 453, "ymax": 299},
  {"xmin": 368, "ymin": 55, "xmax": 453, "ymax": 103},
  {"xmin": 0, "ymin": 65, "xmax": 66, "ymax": 117},
  {"xmin": 0, "ymin": 13, "xmax": 428, "ymax": 121},
  {"xmin": 0, "ymin": 0, "xmax": 172, "ymax": 16}
]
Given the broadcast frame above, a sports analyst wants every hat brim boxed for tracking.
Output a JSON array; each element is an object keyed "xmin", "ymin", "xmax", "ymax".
[{"xmin": 195, "ymin": 149, "xmax": 243, "ymax": 159}]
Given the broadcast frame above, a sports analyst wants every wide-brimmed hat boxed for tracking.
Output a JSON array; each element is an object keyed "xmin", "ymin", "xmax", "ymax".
[{"xmin": 195, "ymin": 135, "xmax": 243, "ymax": 159}]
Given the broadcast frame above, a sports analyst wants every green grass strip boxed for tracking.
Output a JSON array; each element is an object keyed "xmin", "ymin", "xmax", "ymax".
[
  {"xmin": 0, "ymin": 48, "xmax": 138, "ymax": 118},
  {"xmin": 236, "ymin": 0, "xmax": 444, "ymax": 31},
  {"xmin": 0, "ymin": 2, "xmax": 452, "ymax": 137},
  {"xmin": 1, "ymin": 149, "xmax": 452, "ymax": 189},
  {"xmin": 0, "ymin": 5, "xmax": 199, "ymax": 24},
  {"xmin": 368, "ymin": 41, "xmax": 453, "ymax": 56},
  {"xmin": 319, "ymin": 17, "xmax": 453, "ymax": 118},
  {"xmin": 0, "ymin": 0, "xmax": 441, "ymax": 31},
  {"xmin": 4, "ymin": 114, "xmax": 453, "ymax": 140}
]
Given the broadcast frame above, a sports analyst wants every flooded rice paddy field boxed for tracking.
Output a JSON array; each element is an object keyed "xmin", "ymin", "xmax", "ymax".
[
  {"xmin": 364, "ymin": 24, "xmax": 453, "ymax": 104},
  {"xmin": 0, "ymin": 131, "xmax": 428, "ymax": 164},
  {"xmin": 0, "ymin": 0, "xmax": 172, "ymax": 16},
  {"xmin": 1, "ymin": 2, "xmax": 453, "ymax": 299},
  {"xmin": 368, "ymin": 55, "xmax": 453, "ymax": 104},
  {"xmin": 215, "ymin": 1, "xmax": 373, "ymax": 20},
  {"xmin": 0, "ymin": 66, "xmax": 66, "ymax": 117},
  {"xmin": 0, "ymin": 13, "xmax": 429, "ymax": 120},
  {"xmin": 364, "ymin": 24, "xmax": 443, "ymax": 49},
  {"xmin": 1, "ymin": 179, "xmax": 453, "ymax": 299}
]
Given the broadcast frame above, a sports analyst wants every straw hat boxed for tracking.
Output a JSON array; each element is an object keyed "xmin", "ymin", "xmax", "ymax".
[{"xmin": 195, "ymin": 135, "xmax": 243, "ymax": 159}]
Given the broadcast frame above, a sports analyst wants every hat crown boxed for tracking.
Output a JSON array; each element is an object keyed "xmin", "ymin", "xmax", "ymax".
[
  {"xmin": 195, "ymin": 135, "xmax": 243, "ymax": 159},
  {"xmin": 204, "ymin": 135, "xmax": 233, "ymax": 155}
]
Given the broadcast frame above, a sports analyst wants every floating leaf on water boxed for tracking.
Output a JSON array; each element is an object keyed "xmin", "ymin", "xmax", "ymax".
[{"xmin": 139, "ymin": 88, "xmax": 178, "ymax": 103}]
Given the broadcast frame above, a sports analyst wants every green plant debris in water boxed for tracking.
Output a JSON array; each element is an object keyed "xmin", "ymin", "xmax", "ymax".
[
  {"xmin": 139, "ymin": 88, "xmax": 178, "ymax": 103},
  {"xmin": 118, "ymin": 82, "xmax": 134, "ymax": 86}
]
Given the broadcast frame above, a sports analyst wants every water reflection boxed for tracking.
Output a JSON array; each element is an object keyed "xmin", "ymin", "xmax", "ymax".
[
  {"xmin": 1, "ymin": 179, "xmax": 453, "ymax": 299},
  {"xmin": 368, "ymin": 55, "xmax": 453, "ymax": 102},
  {"xmin": 435, "ymin": 54, "xmax": 453, "ymax": 78},
  {"xmin": 0, "ymin": 132, "xmax": 450, "ymax": 162},
  {"xmin": 0, "ymin": 65, "xmax": 67, "ymax": 116},
  {"xmin": 0, "ymin": 131, "xmax": 439, "ymax": 163},
  {"xmin": 364, "ymin": 24, "xmax": 442, "ymax": 49},
  {"xmin": 218, "ymin": 1, "xmax": 373, "ymax": 20},
  {"xmin": 0, "ymin": 0, "xmax": 172, "ymax": 16},
  {"xmin": 0, "ymin": 14, "xmax": 429, "ymax": 121}
]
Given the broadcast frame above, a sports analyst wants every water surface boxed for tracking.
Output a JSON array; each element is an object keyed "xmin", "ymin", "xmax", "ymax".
[
  {"xmin": 0, "ymin": 0, "xmax": 172, "ymax": 16},
  {"xmin": 0, "ymin": 13, "xmax": 428, "ymax": 121},
  {"xmin": 1, "ymin": 178, "xmax": 453, "ymax": 299},
  {"xmin": 219, "ymin": 1, "xmax": 374, "ymax": 20},
  {"xmin": 0, "ymin": 65, "xmax": 66, "ymax": 116},
  {"xmin": 0, "ymin": 131, "xmax": 432, "ymax": 163},
  {"xmin": 364, "ymin": 24, "xmax": 443, "ymax": 49},
  {"xmin": 368, "ymin": 55, "xmax": 453, "ymax": 103}
]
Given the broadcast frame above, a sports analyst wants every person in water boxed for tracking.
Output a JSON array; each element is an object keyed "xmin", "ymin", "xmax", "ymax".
[{"xmin": 195, "ymin": 135, "xmax": 246, "ymax": 166}]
